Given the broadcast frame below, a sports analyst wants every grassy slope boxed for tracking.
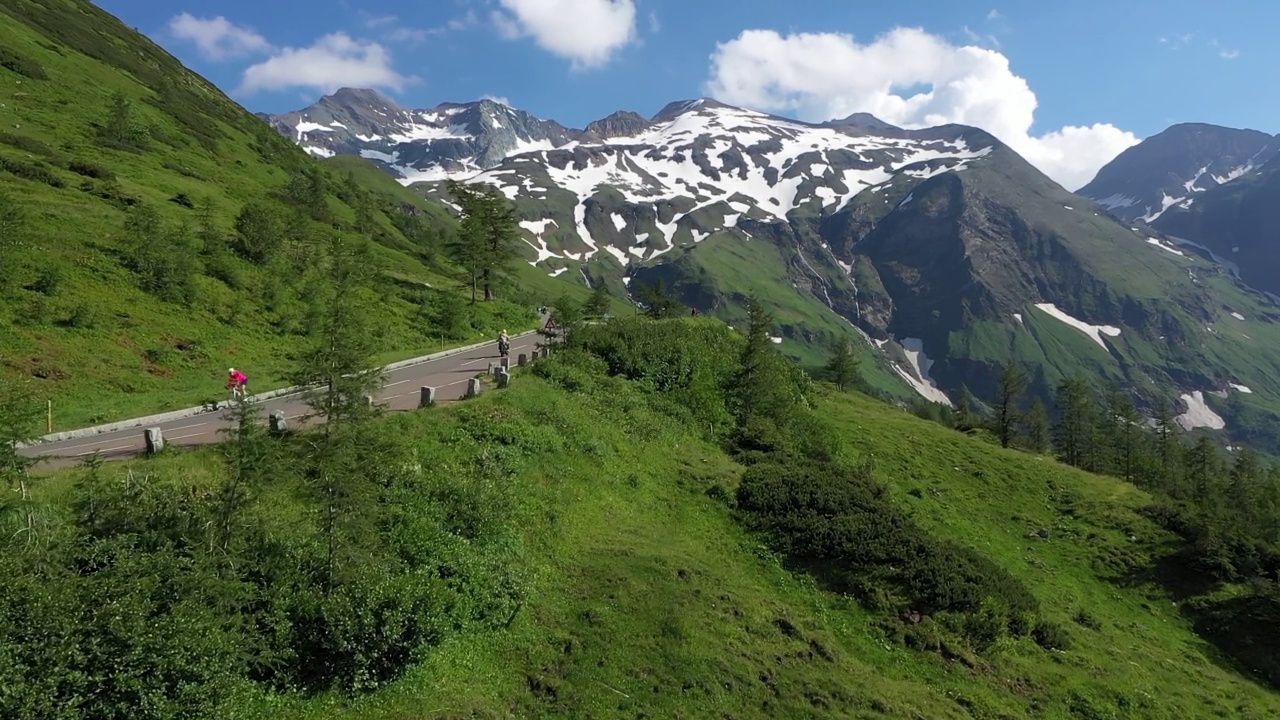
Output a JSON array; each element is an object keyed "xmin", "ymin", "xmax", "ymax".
[
  {"xmin": 633, "ymin": 232, "xmax": 914, "ymax": 396},
  {"xmin": 0, "ymin": 2, "xmax": 553, "ymax": 431},
  {"xmin": 36, "ymin": 360, "xmax": 1280, "ymax": 718}
]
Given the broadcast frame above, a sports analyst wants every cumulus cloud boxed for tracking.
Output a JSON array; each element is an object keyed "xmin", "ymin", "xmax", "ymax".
[
  {"xmin": 492, "ymin": 0, "xmax": 637, "ymax": 69},
  {"xmin": 703, "ymin": 27, "xmax": 1140, "ymax": 191},
  {"xmin": 238, "ymin": 33, "xmax": 411, "ymax": 95},
  {"xmin": 482, "ymin": 94, "xmax": 512, "ymax": 105},
  {"xmin": 167, "ymin": 13, "xmax": 272, "ymax": 60}
]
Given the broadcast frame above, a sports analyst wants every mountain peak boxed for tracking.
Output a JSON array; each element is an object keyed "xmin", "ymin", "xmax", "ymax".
[
  {"xmin": 583, "ymin": 110, "xmax": 653, "ymax": 140},
  {"xmin": 649, "ymin": 97, "xmax": 740, "ymax": 123},
  {"xmin": 823, "ymin": 112, "xmax": 901, "ymax": 132},
  {"xmin": 323, "ymin": 87, "xmax": 401, "ymax": 110}
]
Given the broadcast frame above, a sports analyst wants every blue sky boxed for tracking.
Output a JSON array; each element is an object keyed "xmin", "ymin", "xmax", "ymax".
[{"xmin": 99, "ymin": 0, "xmax": 1276, "ymax": 189}]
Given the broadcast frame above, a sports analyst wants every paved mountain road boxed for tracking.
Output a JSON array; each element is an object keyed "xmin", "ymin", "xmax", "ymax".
[{"xmin": 21, "ymin": 333, "xmax": 542, "ymax": 470}]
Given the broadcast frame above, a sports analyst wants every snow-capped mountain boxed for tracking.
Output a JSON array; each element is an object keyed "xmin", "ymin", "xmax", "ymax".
[
  {"xmin": 267, "ymin": 92, "xmax": 997, "ymax": 269},
  {"xmin": 442, "ymin": 100, "xmax": 996, "ymax": 269},
  {"xmin": 267, "ymin": 92, "xmax": 1280, "ymax": 455},
  {"xmin": 1078, "ymin": 123, "xmax": 1280, "ymax": 224},
  {"xmin": 260, "ymin": 87, "xmax": 577, "ymax": 180}
]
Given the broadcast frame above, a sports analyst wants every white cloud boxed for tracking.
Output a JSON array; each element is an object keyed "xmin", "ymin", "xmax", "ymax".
[
  {"xmin": 482, "ymin": 94, "xmax": 512, "ymax": 106},
  {"xmin": 704, "ymin": 27, "xmax": 1139, "ymax": 191},
  {"xmin": 238, "ymin": 33, "xmax": 411, "ymax": 95},
  {"xmin": 167, "ymin": 13, "xmax": 272, "ymax": 60},
  {"xmin": 492, "ymin": 0, "xmax": 637, "ymax": 69},
  {"xmin": 649, "ymin": 11, "xmax": 661, "ymax": 33},
  {"xmin": 1219, "ymin": 48, "xmax": 1240, "ymax": 59}
]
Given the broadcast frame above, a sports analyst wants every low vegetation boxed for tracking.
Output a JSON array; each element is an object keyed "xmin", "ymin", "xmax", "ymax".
[{"xmin": 4, "ymin": 295, "xmax": 1280, "ymax": 718}]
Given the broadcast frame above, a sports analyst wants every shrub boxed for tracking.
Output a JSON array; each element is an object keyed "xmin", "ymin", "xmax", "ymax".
[
  {"xmin": 0, "ymin": 156, "xmax": 64, "ymax": 187},
  {"xmin": 0, "ymin": 131, "xmax": 57, "ymax": 157},
  {"xmin": 1032, "ymin": 619, "xmax": 1072, "ymax": 651},
  {"xmin": 0, "ymin": 45, "xmax": 47, "ymax": 79},
  {"xmin": 67, "ymin": 159, "xmax": 115, "ymax": 180}
]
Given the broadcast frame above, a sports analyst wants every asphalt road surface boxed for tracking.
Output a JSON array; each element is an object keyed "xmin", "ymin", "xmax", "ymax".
[{"xmin": 22, "ymin": 333, "xmax": 542, "ymax": 470}]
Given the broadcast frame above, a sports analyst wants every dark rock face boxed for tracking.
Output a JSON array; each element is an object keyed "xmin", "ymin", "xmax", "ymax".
[{"xmin": 1080, "ymin": 123, "xmax": 1278, "ymax": 222}]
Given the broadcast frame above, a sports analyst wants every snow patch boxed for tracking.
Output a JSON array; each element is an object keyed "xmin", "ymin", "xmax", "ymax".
[
  {"xmin": 1175, "ymin": 391, "xmax": 1225, "ymax": 431},
  {"xmin": 295, "ymin": 121, "xmax": 333, "ymax": 140},
  {"xmin": 360, "ymin": 148, "xmax": 399, "ymax": 163},
  {"xmin": 894, "ymin": 338, "xmax": 953, "ymax": 407},
  {"xmin": 1096, "ymin": 194, "xmax": 1138, "ymax": 210},
  {"xmin": 610, "ymin": 213, "xmax": 626, "ymax": 231},
  {"xmin": 1230, "ymin": 383, "xmax": 1253, "ymax": 394},
  {"xmin": 770, "ymin": 336, "xmax": 783, "ymax": 344},
  {"xmin": 548, "ymin": 267, "xmax": 568, "ymax": 277},
  {"xmin": 1012, "ymin": 313, "xmax": 1023, "ymax": 324},
  {"xmin": 1033, "ymin": 303, "xmax": 1121, "ymax": 350},
  {"xmin": 1231, "ymin": 311, "xmax": 1245, "ymax": 320},
  {"xmin": 1146, "ymin": 237, "xmax": 1185, "ymax": 256}
]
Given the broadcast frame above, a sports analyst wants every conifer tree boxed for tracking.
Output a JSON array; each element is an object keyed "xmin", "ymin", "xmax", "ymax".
[
  {"xmin": 289, "ymin": 230, "xmax": 387, "ymax": 589},
  {"xmin": 1053, "ymin": 375, "xmax": 1096, "ymax": 468},
  {"xmin": 1025, "ymin": 396, "xmax": 1051, "ymax": 452},
  {"xmin": 992, "ymin": 359, "xmax": 1029, "ymax": 448},
  {"xmin": 956, "ymin": 385, "xmax": 976, "ymax": 430},
  {"xmin": 583, "ymin": 283, "xmax": 611, "ymax": 318},
  {"xmin": 824, "ymin": 336, "xmax": 861, "ymax": 391},
  {"xmin": 446, "ymin": 180, "xmax": 519, "ymax": 302}
]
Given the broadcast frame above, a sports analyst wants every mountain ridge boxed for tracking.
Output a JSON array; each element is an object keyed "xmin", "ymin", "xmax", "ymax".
[{"xmin": 266, "ymin": 89, "xmax": 1280, "ymax": 455}]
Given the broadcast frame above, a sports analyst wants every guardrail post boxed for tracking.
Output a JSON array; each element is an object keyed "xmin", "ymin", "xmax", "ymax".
[
  {"xmin": 518, "ymin": 353, "xmax": 528, "ymax": 366},
  {"xmin": 143, "ymin": 427, "xmax": 164, "ymax": 455},
  {"xmin": 465, "ymin": 378, "xmax": 481, "ymax": 398},
  {"xmin": 498, "ymin": 369, "xmax": 510, "ymax": 388},
  {"xmin": 419, "ymin": 386, "xmax": 436, "ymax": 407},
  {"xmin": 269, "ymin": 410, "xmax": 288, "ymax": 435}
]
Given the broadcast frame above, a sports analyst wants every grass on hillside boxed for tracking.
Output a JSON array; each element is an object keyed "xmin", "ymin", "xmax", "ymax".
[
  {"xmin": 30, "ymin": 350, "xmax": 1280, "ymax": 719},
  {"xmin": 0, "ymin": 3, "xmax": 591, "ymax": 432},
  {"xmin": 631, "ymin": 232, "xmax": 914, "ymax": 397}
]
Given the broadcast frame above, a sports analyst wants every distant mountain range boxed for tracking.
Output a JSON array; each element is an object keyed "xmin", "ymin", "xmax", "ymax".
[{"xmin": 266, "ymin": 91, "xmax": 1280, "ymax": 454}]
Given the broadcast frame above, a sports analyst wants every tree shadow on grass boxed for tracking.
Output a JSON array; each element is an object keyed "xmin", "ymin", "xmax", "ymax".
[{"xmin": 1107, "ymin": 546, "xmax": 1280, "ymax": 692}]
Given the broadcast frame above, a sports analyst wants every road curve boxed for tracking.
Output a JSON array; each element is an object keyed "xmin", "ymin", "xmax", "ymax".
[{"xmin": 23, "ymin": 333, "xmax": 543, "ymax": 470}]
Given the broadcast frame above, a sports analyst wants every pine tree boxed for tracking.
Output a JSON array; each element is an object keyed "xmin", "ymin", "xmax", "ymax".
[
  {"xmin": 824, "ymin": 336, "xmax": 861, "ymax": 391},
  {"xmin": 211, "ymin": 396, "xmax": 272, "ymax": 567},
  {"xmin": 290, "ymin": 231, "xmax": 385, "ymax": 427},
  {"xmin": 637, "ymin": 279, "xmax": 681, "ymax": 318},
  {"xmin": 992, "ymin": 359, "xmax": 1029, "ymax": 448},
  {"xmin": 446, "ymin": 180, "xmax": 519, "ymax": 302},
  {"xmin": 1053, "ymin": 375, "xmax": 1096, "ymax": 468},
  {"xmin": 97, "ymin": 91, "xmax": 147, "ymax": 150},
  {"xmin": 1025, "ymin": 396, "xmax": 1051, "ymax": 452},
  {"xmin": 1185, "ymin": 435, "xmax": 1222, "ymax": 502},
  {"xmin": 1226, "ymin": 447, "xmax": 1264, "ymax": 534},
  {"xmin": 289, "ymin": 231, "xmax": 386, "ymax": 589},
  {"xmin": 956, "ymin": 385, "xmax": 975, "ymax": 430},
  {"xmin": 544, "ymin": 293, "xmax": 583, "ymax": 348},
  {"xmin": 232, "ymin": 201, "xmax": 285, "ymax": 263},
  {"xmin": 583, "ymin": 283, "xmax": 611, "ymax": 318},
  {"xmin": 1103, "ymin": 389, "xmax": 1144, "ymax": 483}
]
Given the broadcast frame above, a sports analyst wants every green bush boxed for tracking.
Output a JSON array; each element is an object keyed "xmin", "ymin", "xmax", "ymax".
[
  {"xmin": 1032, "ymin": 619, "xmax": 1072, "ymax": 651},
  {"xmin": 0, "ymin": 44, "xmax": 47, "ymax": 79},
  {"xmin": 0, "ymin": 156, "xmax": 64, "ymax": 187},
  {"xmin": 67, "ymin": 159, "xmax": 115, "ymax": 180}
]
